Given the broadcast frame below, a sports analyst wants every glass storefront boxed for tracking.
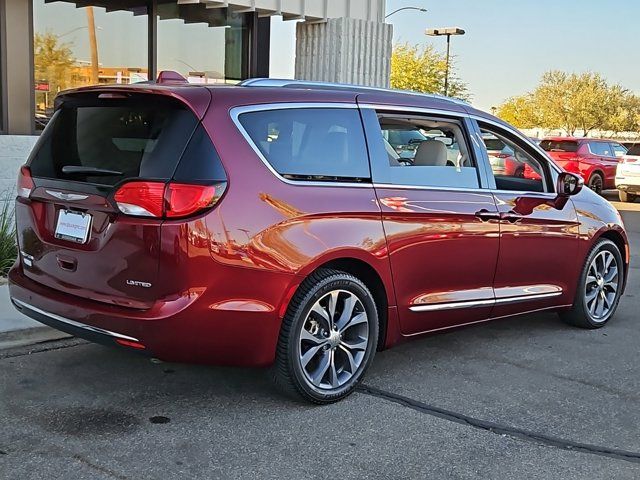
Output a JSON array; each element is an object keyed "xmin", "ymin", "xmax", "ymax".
[
  {"xmin": 32, "ymin": 1, "xmax": 262, "ymax": 131},
  {"xmin": 157, "ymin": 2, "xmax": 248, "ymax": 83},
  {"xmin": 33, "ymin": 1, "xmax": 149, "ymax": 130}
]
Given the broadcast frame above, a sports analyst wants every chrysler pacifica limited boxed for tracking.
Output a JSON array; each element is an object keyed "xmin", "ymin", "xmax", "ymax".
[{"xmin": 9, "ymin": 76, "xmax": 629, "ymax": 403}]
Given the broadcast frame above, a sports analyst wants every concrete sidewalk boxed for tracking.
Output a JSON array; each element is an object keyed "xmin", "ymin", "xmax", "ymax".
[{"xmin": 0, "ymin": 284, "xmax": 70, "ymax": 349}]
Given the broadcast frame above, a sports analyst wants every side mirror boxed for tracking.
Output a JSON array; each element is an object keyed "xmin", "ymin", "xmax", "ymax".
[{"xmin": 557, "ymin": 172, "xmax": 583, "ymax": 196}]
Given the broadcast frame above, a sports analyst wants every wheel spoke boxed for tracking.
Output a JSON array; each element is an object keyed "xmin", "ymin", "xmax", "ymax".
[
  {"xmin": 595, "ymin": 294, "xmax": 605, "ymax": 318},
  {"xmin": 604, "ymin": 266, "xmax": 618, "ymax": 284},
  {"xmin": 604, "ymin": 253, "xmax": 614, "ymax": 270},
  {"xmin": 328, "ymin": 351, "xmax": 339, "ymax": 388},
  {"xmin": 335, "ymin": 293, "xmax": 357, "ymax": 331},
  {"xmin": 585, "ymin": 288, "xmax": 598, "ymax": 302},
  {"xmin": 338, "ymin": 345, "xmax": 357, "ymax": 373},
  {"xmin": 341, "ymin": 336, "xmax": 368, "ymax": 351},
  {"xmin": 586, "ymin": 275, "xmax": 598, "ymax": 286},
  {"xmin": 300, "ymin": 344, "xmax": 324, "ymax": 368},
  {"xmin": 339, "ymin": 312, "xmax": 368, "ymax": 334},
  {"xmin": 326, "ymin": 291, "xmax": 339, "ymax": 326},
  {"xmin": 588, "ymin": 293, "xmax": 598, "ymax": 314},
  {"xmin": 300, "ymin": 328, "xmax": 328, "ymax": 346},
  {"xmin": 310, "ymin": 350, "xmax": 331, "ymax": 386}
]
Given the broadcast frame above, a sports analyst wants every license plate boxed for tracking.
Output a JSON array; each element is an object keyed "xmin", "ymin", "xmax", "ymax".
[{"xmin": 55, "ymin": 210, "xmax": 92, "ymax": 244}]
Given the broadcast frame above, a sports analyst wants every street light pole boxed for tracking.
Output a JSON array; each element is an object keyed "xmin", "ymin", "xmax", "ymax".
[
  {"xmin": 426, "ymin": 27, "xmax": 465, "ymax": 97},
  {"xmin": 385, "ymin": 6, "xmax": 427, "ymax": 19}
]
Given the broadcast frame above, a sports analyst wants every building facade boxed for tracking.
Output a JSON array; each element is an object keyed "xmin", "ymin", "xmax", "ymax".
[{"xmin": 0, "ymin": 0, "xmax": 390, "ymax": 136}]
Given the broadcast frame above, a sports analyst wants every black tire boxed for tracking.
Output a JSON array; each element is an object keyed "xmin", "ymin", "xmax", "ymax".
[
  {"xmin": 587, "ymin": 172, "xmax": 604, "ymax": 195},
  {"xmin": 274, "ymin": 268, "xmax": 379, "ymax": 404},
  {"xmin": 560, "ymin": 239, "xmax": 624, "ymax": 329},
  {"xmin": 618, "ymin": 190, "xmax": 637, "ymax": 203}
]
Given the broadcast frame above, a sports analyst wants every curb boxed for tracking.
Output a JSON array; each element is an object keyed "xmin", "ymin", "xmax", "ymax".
[{"xmin": 0, "ymin": 326, "xmax": 72, "ymax": 351}]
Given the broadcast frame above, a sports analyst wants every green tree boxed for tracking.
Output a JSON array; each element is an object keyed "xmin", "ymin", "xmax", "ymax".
[
  {"xmin": 498, "ymin": 71, "xmax": 640, "ymax": 136},
  {"xmin": 390, "ymin": 43, "xmax": 469, "ymax": 100},
  {"xmin": 34, "ymin": 32, "xmax": 75, "ymax": 109}
]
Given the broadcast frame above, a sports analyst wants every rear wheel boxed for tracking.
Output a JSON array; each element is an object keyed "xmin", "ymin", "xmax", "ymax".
[
  {"xmin": 587, "ymin": 173, "xmax": 604, "ymax": 195},
  {"xmin": 618, "ymin": 190, "xmax": 637, "ymax": 203},
  {"xmin": 274, "ymin": 268, "xmax": 378, "ymax": 404},
  {"xmin": 560, "ymin": 239, "xmax": 624, "ymax": 328}
]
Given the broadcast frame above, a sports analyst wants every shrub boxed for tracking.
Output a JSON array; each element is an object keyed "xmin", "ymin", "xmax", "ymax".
[{"xmin": 0, "ymin": 198, "xmax": 17, "ymax": 276}]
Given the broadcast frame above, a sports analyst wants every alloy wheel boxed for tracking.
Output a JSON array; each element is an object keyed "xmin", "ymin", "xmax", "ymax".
[
  {"xmin": 588, "ymin": 175, "xmax": 603, "ymax": 194},
  {"xmin": 298, "ymin": 289, "xmax": 369, "ymax": 390},
  {"xmin": 585, "ymin": 250, "xmax": 619, "ymax": 321}
]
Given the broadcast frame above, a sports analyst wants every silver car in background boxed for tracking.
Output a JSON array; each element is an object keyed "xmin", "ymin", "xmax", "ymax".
[{"xmin": 616, "ymin": 143, "xmax": 640, "ymax": 202}]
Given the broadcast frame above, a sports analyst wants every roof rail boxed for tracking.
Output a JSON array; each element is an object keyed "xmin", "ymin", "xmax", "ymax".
[{"xmin": 238, "ymin": 78, "xmax": 470, "ymax": 106}]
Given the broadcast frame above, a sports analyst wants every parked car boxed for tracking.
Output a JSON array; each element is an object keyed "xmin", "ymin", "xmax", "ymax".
[
  {"xmin": 616, "ymin": 143, "xmax": 640, "ymax": 202},
  {"xmin": 539, "ymin": 137, "xmax": 627, "ymax": 194},
  {"xmin": 483, "ymin": 134, "xmax": 525, "ymax": 177},
  {"xmin": 9, "ymin": 77, "xmax": 629, "ymax": 404}
]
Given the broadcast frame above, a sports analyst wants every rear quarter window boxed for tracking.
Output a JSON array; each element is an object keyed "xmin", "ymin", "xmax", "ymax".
[{"xmin": 237, "ymin": 107, "xmax": 370, "ymax": 182}]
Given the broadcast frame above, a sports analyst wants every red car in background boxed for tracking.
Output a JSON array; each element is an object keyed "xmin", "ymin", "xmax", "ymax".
[{"xmin": 540, "ymin": 137, "xmax": 627, "ymax": 194}]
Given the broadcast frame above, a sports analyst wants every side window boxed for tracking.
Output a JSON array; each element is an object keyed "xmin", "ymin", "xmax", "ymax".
[
  {"xmin": 237, "ymin": 108, "xmax": 370, "ymax": 182},
  {"xmin": 612, "ymin": 143, "xmax": 627, "ymax": 158},
  {"xmin": 589, "ymin": 142, "xmax": 613, "ymax": 157},
  {"xmin": 479, "ymin": 124, "xmax": 549, "ymax": 193},
  {"xmin": 371, "ymin": 113, "xmax": 479, "ymax": 189}
]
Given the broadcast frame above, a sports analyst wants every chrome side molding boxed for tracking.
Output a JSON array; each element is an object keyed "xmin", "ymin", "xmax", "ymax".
[{"xmin": 409, "ymin": 290, "xmax": 563, "ymax": 312}]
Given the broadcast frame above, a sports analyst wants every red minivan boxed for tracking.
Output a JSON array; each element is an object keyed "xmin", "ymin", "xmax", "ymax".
[{"xmin": 9, "ymin": 77, "xmax": 629, "ymax": 403}]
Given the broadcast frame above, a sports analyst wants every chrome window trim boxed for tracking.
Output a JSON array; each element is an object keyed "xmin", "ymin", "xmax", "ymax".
[
  {"xmin": 409, "ymin": 290, "xmax": 563, "ymax": 312},
  {"xmin": 373, "ymin": 182, "xmax": 490, "ymax": 194},
  {"xmin": 12, "ymin": 298, "xmax": 140, "ymax": 342},
  {"xmin": 229, "ymin": 103, "xmax": 374, "ymax": 189},
  {"xmin": 359, "ymin": 103, "xmax": 467, "ymax": 119}
]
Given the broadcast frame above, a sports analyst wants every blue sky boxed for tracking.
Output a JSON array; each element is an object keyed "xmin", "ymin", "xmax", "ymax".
[{"xmin": 270, "ymin": 0, "xmax": 640, "ymax": 111}]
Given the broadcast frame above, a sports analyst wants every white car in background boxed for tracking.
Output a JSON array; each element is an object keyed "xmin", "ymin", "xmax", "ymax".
[{"xmin": 616, "ymin": 143, "xmax": 640, "ymax": 202}]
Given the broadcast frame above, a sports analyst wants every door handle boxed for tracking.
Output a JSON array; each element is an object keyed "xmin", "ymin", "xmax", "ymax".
[
  {"xmin": 474, "ymin": 209, "xmax": 501, "ymax": 222},
  {"xmin": 500, "ymin": 211, "xmax": 524, "ymax": 223}
]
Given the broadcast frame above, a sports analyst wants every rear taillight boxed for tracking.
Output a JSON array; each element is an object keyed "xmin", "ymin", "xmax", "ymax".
[
  {"xmin": 114, "ymin": 181, "xmax": 226, "ymax": 219},
  {"xmin": 17, "ymin": 166, "xmax": 34, "ymax": 199},
  {"xmin": 114, "ymin": 182, "xmax": 165, "ymax": 217},
  {"xmin": 622, "ymin": 156, "xmax": 639, "ymax": 164}
]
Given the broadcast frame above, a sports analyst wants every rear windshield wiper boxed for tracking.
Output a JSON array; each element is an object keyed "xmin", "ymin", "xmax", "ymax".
[{"xmin": 61, "ymin": 166, "xmax": 123, "ymax": 176}]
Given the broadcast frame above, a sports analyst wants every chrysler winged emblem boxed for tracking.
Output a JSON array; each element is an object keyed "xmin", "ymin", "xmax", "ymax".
[{"xmin": 45, "ymin": 190, "xmax": 89, "ymax": 201}]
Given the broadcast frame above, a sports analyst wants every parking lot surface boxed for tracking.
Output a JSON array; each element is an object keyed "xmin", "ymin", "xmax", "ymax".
[{"xmin": 1, "ymin": 193, "xmax": 639, "ymax": 479}]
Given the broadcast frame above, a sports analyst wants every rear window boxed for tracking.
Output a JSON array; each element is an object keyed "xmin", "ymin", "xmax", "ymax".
[
  {"xmin": 29, "ymin": 96, "xmax": 200, "ymax": 186},
  {"xmin": 626, "ymin": 144, "xmax": 640, "ymax": 156},
  {"xmin": 238, "ymin": 108, "xmax": 370, "ymax": 182},
  {"xmin": 540, "ymin": 140, "xmax": 579, "ymax": 153}
]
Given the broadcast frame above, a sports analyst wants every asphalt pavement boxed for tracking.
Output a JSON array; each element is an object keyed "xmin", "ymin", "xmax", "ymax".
[{"xmin": 1, "ymin": 191, "xmax": 639, "ymax": 480}]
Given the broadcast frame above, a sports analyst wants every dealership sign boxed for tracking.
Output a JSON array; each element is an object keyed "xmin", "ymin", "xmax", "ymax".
[{"xmin": 35, "ymin": 81, "xmax": 50, "ymax": 92}]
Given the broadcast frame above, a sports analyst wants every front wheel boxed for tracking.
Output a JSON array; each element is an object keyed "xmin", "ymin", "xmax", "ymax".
[
  {"xmin": 560, "ymin": 239, "xmax": 624, "ymax": 328},
  {"xmin": 618, "ymin": 190, "xmax": 637, "ymax": 203},
  {"xmin": 588, "ymin": 173, "xmax": 604, "ymax": 195},
  {"xmin": 274, "ymin": 269, "xmax": 379, "ymax": 404}
]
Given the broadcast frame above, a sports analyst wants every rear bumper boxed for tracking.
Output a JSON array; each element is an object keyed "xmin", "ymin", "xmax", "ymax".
[{"xmin": 8, "ymin": 266, "xmax": 287, "ymax": 366}]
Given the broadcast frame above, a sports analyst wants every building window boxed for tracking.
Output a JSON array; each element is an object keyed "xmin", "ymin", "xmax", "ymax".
[
  {"xmin": 33, "ymin": 0, "xmax": 149, "ymax": 130},
  {"xmin": 156, "ymin": 2, "xmax": 249, "ymax": 84}
]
